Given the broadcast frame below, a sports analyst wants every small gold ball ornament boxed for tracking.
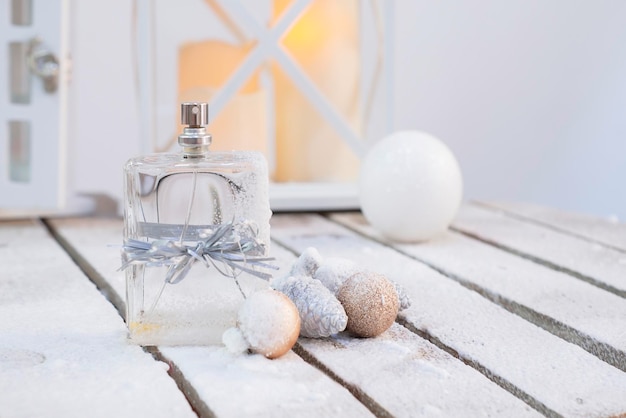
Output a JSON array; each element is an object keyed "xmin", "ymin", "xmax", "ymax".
[{"xmin": 337, "ymin": 272, "xmax": 399, "ymax": 338}]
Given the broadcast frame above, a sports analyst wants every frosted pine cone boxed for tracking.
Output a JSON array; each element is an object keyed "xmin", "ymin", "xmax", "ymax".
[
  {"xmin": 289, "ymin": 247, "xmax": 323, "ymax": 277},
  {"xmin": 393, "ymin": 282, "xmax": 412, "ymax": 311},
  {"xmin": 272, "ymin": 275, "xmax": 348, "ymax": 338}
]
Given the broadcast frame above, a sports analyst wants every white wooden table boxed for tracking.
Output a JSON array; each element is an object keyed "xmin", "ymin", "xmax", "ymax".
[{"xmin": 1, "ymin": 202, "xmax": 625, "ymax": 417}]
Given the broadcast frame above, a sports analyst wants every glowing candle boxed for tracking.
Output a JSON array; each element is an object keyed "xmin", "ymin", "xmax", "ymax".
[{"xmin": 272, "ymin": 0, "xmax": 361, "ymax": 182}]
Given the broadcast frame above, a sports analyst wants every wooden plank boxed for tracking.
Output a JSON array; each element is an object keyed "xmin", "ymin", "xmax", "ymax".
[
  {"xmin": 452, "ymin": 203, "xmax": 626, "ymax": 298},
  {"xmin": 159, "ymin": 347, "xmax": 372, "ymax": 418},
  {"xmin": 296, "ymin": 323, "xmax": 538, "ymax": 418},
  {"xmin": 332, "ymin": 212, "xmax": 626, "ymax": 372},
  {"xmin": 270, "ymin": 213, "xmax": 626, "ymax": 417},
  {"xmin": 477, "ymin": 201, "xmax": 626, "ymax": 252},
  {"xmin": 267, "ymin": 241, "xmax": 539, "ymax": 418},
  {"xmin": 0, "ymin": 220, "xmax": 194, "ymax": 417},
  {"xmin": 48, "ymin": 217, "xmax": 375, "ymax": 417}
]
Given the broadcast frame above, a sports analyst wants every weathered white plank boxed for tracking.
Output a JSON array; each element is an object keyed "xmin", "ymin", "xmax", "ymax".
[
  {"xmin": 268, "ymin": 242, "xmax": 539, "ymax": 418},
  {"xmin": 0, "ymin": 220, "xmax": 194, "ymax": 418},
  {"xmin": 48, "ymin": 218, "xmax": 374, "ymax": 417},
  {"xmin": 453, "ymin": 204, "xmax": 626, "ymax": 297},
  {"xmin": 298, "ymin": 324, "xmax": 539, "ymax": 418},
  {"xmin": 160, "ymin": 348, "xmax": 372, "ymax": 418},
  {"xmin": 333, "ymin": 212, "xmax": 626, "ymax": 372},
  {"xmin": 478, "ymin": 201, "xmax": 626, "ymax": 252},
  {"xmin": 271, "ymin": 213, "xmax": 626, "ymax": 417}
]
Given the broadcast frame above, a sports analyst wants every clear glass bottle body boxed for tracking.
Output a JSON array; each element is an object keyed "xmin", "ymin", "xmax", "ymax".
[{"xmin": 123, "ymin": 150, "xmax": 271, "ymax": 345}]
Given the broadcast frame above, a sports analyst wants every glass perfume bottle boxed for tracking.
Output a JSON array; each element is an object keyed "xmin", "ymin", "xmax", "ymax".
[{"xmin": 122, "ymin": 102, "xmax": 273, "ymax": 346}]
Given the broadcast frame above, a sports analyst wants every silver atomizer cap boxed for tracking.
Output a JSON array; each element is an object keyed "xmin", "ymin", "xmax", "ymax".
[
  {"xmin": 178, "ymin": 102, "xmax": 212, "ymax": 151},
  {"xmin": 181, "ymin": 102, "xmax": 209, "ymax": 127}
]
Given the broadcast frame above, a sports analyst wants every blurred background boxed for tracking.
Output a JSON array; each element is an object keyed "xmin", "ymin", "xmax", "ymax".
[{"xmin": 2, "ymin": 0, "xmax": 626, "ymax": 218}]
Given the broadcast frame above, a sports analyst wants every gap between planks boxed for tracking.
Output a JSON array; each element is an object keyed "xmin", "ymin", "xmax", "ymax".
[
  {"xmin": 41, "ymin": 219, "xmax": 125, "ymax": 318},
  {"xmin": 473, "ymin": 201, "xmax": 626, "ymax": 255},
  {"xmin": 270, "ymin": 227, "xmax": 556, "ymax": 418},
  {"xmin": 42, "ymin": 218, "xmax": 211, "ymax": 418},
  {"xmin": 451, "ymin": 225, "xmax": 626, "ymax": 299},
  {"xmin": 394, "ymin": 317, "xmax": 556, "ymax": 418},
  {"xmin": 291, "ymin": 343, "xmax": 394, "ymax": 418},
  {"xmin": 145, "ymin": 346, "xmax": 217, "ymax": 418}
]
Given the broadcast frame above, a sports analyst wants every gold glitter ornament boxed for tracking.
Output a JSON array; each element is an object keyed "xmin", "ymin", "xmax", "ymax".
[{"xmin": 337, "ymin": 272, "xmax": 399, "ymax": 338}]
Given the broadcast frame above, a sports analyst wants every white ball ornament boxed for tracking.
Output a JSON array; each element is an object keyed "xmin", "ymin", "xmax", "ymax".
[
  {"xmin": 359, "ymin": 131, "xmax": 463, "ymax": 242},
  {"xmin": 223, "ymin": 289, "xmax": 301, "ymax": 359}
]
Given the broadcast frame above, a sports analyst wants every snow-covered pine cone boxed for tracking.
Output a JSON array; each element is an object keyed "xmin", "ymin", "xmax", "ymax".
[
  {"xmin": 289, "ymin": 247, "xmax": 323, "ymax": 277},
  {"xmin": 393, "ymin": 282, "xmax": 412, "ymax": 311},
  {"xmin": 272, "ymin": 275, "xmax": 348, "ymax": 338}
]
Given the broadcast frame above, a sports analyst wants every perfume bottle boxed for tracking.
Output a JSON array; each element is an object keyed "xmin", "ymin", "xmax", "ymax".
[{"xmin": 122, "ymin": 102, "xmax": 273, "ymax": 345}]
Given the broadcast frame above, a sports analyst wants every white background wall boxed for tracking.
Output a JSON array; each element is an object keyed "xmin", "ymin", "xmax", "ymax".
[{"xmin": 69, "ymin": 0, "xmax": 626, "ymax": 218}]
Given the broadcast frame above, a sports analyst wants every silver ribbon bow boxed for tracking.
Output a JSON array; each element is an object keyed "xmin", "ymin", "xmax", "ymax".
[{"xmin": 120, "ymin": 221, "xmax": 277, "ymax": 284}]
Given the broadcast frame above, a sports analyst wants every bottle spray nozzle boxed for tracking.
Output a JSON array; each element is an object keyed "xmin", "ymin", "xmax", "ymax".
[
  {"xmin": 178, "ymin": 102, "xmax": 212, "ymax": 152},
  {"xmin": 181, "ymin": 102, "xmax": 209, "ymax": 127}
]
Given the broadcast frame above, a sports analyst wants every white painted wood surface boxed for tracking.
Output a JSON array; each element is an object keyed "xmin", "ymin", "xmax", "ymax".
[
  {"xmin": 3, "ymin": 204, "xmax": 626, "ymax": 417},
  {"xmin": 0, "ymin": 220, "xmax": 194, "ymax": 417},
  {"xmin": 477, "ymin": 201, "xmax": 626, "ymax": 251},
  {"xmin": 270, "ymin": 214, "xmax": 626, "ymax": 417},
  {"xmin": 331, "ymin": 212, "xmax": 626, "ymax": 372},
  {"xmin": 267, "ymin": 242, "xmax": 538, "ymax": 417},
  {"xmin": 48, "ymin": 218, "xmax": 374, "ymax": 418},
  {"xmin": 452, "ymin": 203, "xmax": 626, "ymax": 297}
]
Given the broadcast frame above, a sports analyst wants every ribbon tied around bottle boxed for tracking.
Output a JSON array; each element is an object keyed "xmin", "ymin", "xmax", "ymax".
[{"xmin": 120, "ymin": 220, "xmax": 277, "ymax": 285}]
